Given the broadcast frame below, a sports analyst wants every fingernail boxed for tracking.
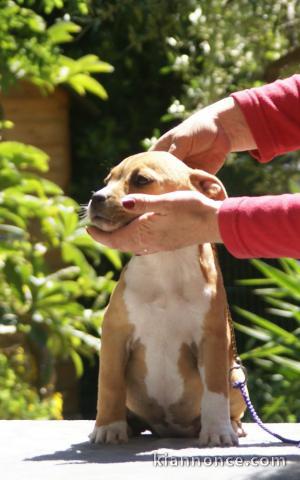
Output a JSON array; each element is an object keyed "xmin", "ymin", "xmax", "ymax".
[{"xmin": 122, "ymin": 198, "xmax": 135, "ymax": 209}]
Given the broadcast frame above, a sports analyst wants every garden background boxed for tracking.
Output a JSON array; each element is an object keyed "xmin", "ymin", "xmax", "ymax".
[{"xmin": 1, "ymin": 0, "xmax": 300, "ymax": 423}]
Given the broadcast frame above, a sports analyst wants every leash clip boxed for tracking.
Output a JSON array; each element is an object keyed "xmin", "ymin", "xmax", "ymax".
[{"xmin": 229, "ymin": 361, "xmax": 248, "ymax": 389}]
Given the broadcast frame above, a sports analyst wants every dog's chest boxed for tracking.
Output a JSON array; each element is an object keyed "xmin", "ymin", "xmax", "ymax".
[{"xmin": 123, "ymin": 245, "xmax": 214, "ymax": 408}]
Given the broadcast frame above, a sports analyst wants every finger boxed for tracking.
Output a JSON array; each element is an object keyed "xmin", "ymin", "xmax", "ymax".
[
  {"xmin": 168, "ymin": 141, "xmax": 186, "ymax": 160},
  {"xmin": 86, "ymin": 226, "xmax": 117, "ymax": 249},
  {"xmin": 150, "ymin": 131, "xmax": 173, "ymax": 151},
  {"xmin": 86, "ymin": 215, "xmax": 152, "ymax": 253},
  {"xmin": 185, "ymin": 152, "xmax": 227, "ymax": 174},
  {"xmin": 150, "ymin": 129, "xmax": 190, "ymax": 162},
  {"xmin": 122, "ymin": 194, "xmax": 170, "ymax": 214}
]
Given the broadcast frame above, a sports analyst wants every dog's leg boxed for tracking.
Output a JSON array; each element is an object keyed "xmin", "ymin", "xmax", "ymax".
[
  {"xmin": 197, "ymin": 262, "xmax": 238, "ymax": 447},
  {"xmin": 198, "ymin": 329, "xmax": 238, "ymax": 447},
  {"xmin": 89, "ymin": 282, "xmax": 132, "ymax": 444},
  {"xmin": 89, "ymin": 331, "xmax": 128, "ymax": 444}
]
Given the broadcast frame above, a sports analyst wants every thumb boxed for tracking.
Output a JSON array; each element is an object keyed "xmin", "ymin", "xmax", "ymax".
[
  {"xmin": 122, "ymin": 194, "xmax": 169, "ymax": 214},
  {"xmin": 168, "ymin": 133, "xmax": 193, "ymax": 160}
]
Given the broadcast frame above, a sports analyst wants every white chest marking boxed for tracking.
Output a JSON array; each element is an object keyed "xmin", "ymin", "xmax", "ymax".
[{"xmin": 124, "ymin": 245, "xmax": 213, "ymax": 410}]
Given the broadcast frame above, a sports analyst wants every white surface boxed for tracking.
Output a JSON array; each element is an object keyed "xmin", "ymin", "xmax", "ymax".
[{"xmin": 1, "ymin": 421, "xmax": 300, "ymax": 480}]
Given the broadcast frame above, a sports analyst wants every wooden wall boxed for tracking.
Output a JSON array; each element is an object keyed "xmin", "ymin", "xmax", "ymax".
[{"xmin": 1, "ymin": 82, "xmax": 71, "ymax": 192}]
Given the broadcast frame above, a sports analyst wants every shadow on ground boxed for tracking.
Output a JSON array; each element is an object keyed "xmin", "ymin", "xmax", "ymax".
[{"xmin": 25, "ymin": 435, "xmax": 300, "ymax": 466}]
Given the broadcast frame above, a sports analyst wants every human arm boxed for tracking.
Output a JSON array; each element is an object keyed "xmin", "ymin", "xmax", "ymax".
[
  {"xmin": 231, "ymin": 74, "xmax": 300, "ymax": 163},
  {"xmin": 86, "ymin": 191, "xmax": 222, "ymax": 255},
  {"xmin": 152, "ymin": 74, "xmax": 300, "ymax": 170},
  {"xmin": 219, "ymin": 194, "xmax": 300, "ymax": 258},
  {"xmin": 87, "ymin": 192, "xmax": 300, "ymax": 259},
  {"xmin": 87, "ymin": 76, "xmax": 300, "ymax": 258}
]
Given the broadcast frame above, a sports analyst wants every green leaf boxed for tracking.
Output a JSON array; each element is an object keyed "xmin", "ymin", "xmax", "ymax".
[
  {"xmin": 97, "ymin": 245, "xmax": 123, "ymax": 270},
  {"xmin": 263, "ymin": 296, "xmax": 300, "ymax": 312},
  {"xmin": 68, "ymin": 74, "xmax": 108, "ymax": 99},
  {"xmin": 48, "ymin": 21, "xmax": 81, "ymax": 44},
  {"xmin": 0, "ymin": 224, "xmax": 28, "ymax": 240},
  {"xmin": 45, "ymin": 266, "xmax": 81, "ymax": 282},
  {"xmin": 234, "ymin": 322, "xmax": 271, "ymax": 342},
  {"xmin": 77, "ymin": 54, "xmax": 114, "ymax": 73},
  {"xmin": 36, "ymin": 293, "xmax": 71, "ymax": 308},
  {"xmin": 58, "ymin": 206, "xmax": 78, "ymax": 238},
  {"xmin": 237, "ymin": 278, "xmax": 273, "ymax": 286},
  {"xmin": 263, "ymin": 296, "xmax": 300, "ymax": 324},
  {"xmin": 61, "ymin": 242, "xmax": 95, "ymax": 275},
  {"xmin": 38, "ymin": 178, "xmax": 63, "ymax": 196},
  {"xmin": 278, "ymin": 258, "xmax": 300, "ymax": 275},
  {"xmin": 270, "ymin": 355, "xmax": 300, "ymax": 373},
  {"xmin": 234, "ymin": 306, "xmax": 300, "ymax": 345},
  {"xmin": 241, "ymin": 343, "xmax": 290, "ymax": 360},
  {"xmin": 0, "ymin": 210, "xmax": 26, "ymax": 229},
  {"xmin": 70, "ymin": 350, "xmax": 84, "ymax": 377},
  {"xmin": 251, "ymin": 259, "xmax": 300, "ymax": 300},
  {"xmin": 63, "ymin": 325, "xmax": 100, "ymax": 352},
  {"xmin": 3, "ymin": 258, "xmax": 25, "ymax": 302},
  {"xmin": 21, "ymin": 174, "xmax": 63, "ymax": 196},
  {"xmin": 0, "ymin": 142, "xmax": 49, "ymax": 172}
]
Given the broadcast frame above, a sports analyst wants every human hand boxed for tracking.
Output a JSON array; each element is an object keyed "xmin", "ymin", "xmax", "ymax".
[
  {"xmin": 86, "ymin": 191, "xmax": 223, "ymax": 255},
  {"xmin": 151, "ymin": 97, "xmax": 256, "ymax": 173}
]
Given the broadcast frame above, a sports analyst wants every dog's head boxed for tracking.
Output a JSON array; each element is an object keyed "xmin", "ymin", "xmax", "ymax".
[{"xmin": 87, "ymin": 151, "xmax": 227, "ymax": 232}]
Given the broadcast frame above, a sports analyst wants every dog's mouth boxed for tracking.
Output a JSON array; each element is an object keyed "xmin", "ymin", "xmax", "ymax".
[
  {"xmin": 90, "ymin": 212, "xmax": 135, "ymax": 232},
  {"xmin": 90, "ymin": 213, "xmax": 119, "ymax": 232}
]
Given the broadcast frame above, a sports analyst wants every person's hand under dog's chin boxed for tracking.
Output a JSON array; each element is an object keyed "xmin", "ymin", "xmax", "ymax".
[{"xmin": 86, "ymin": 191, "xmax": 223, "ymax": 255}]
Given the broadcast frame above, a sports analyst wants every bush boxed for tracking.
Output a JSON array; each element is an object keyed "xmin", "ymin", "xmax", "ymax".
[
  {"xmin": 0, "ymin": 138, "xmax": 122, "ymax": 417},
  {"xmin": 235, "ymin": 258, "xmax": 300, "ymax": 421},
  {"xmin": 0, "ymin": 348, "xmax": 63, "ymax": 419}
]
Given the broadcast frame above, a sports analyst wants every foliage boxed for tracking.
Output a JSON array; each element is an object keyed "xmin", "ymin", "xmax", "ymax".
[
  {"xmin": 0, "ymin": 347, "xmax": 63, "ymax": 419},
  {"xmin": 0, "ymin": 138, "xmax": 121, "ymax": 415},
  {"xmin": 162, "ymin": 0, "xmax": 298, "ymax": 110},
  {"xmin": 0, "ymin": 0, "xmax": 120, "ymax": 418},
  {"xmin": 235, "ymin": 258, "xmax": 300, "ymax": 421},
  {"xmin": 0, "ymin": 0, "xmax": 113, "ymax": 98}
]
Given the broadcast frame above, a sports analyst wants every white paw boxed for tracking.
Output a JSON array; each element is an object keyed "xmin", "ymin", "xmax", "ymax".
[
  {"xmin": 89, "ymin": 420, "xmax": 128, "ymax": 444},
  {"xmin": 199, "ymin": 423, "xmax": 239, "ymax": 447},
  {"xmin": 231, "ymin": 419, "xmax": 247, "ymax": 438}
]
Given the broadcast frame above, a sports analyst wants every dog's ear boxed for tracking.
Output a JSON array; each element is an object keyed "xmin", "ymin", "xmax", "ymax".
[{"xmin": 189, "ymin": 170, "xmax": 227, "ymax": 200}]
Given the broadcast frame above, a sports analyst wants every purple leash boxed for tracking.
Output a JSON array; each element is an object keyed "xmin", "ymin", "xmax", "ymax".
[{"xmin": 231, "ymin": 365, "xmax": 300, "ymax": 447}]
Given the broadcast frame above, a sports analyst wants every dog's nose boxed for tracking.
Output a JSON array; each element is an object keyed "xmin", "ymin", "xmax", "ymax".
[{"xmin": 91, "ymin": 192, "xmax": 108, "ymax": 205}]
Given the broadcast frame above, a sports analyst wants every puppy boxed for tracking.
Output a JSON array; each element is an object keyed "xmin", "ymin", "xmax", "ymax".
[{"xmin": 87, "ymin": 151, "xmax": 246, "ymax": 447}]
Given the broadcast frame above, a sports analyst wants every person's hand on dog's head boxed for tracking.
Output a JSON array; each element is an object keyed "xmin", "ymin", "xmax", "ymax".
[{"xmin": 151, "ymin": 97, "xmax": 256, "ymax": 174}]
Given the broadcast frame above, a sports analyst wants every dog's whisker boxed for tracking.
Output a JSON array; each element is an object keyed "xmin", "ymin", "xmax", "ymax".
[{"xmin": 77, "ymin": 204, "xmax": 90, "ymax": 225}]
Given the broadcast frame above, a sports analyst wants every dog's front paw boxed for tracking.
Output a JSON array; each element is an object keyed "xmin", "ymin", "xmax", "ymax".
[
  {"xmin": 89, "ymin": 420, "xmax": 128, "ymax": 444},
  {"xmin": 199, "ymin": 423, "xmax": 239, "ymax": 447}
]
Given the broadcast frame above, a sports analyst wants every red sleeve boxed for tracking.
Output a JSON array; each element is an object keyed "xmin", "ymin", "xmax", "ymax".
[
  {"xmin": 231, "ymin": 75, "xmax": 300, "ymax": 162},
  {"xmin": 218, "ymin": 194, "xmax": 300, "ymax": 259}
]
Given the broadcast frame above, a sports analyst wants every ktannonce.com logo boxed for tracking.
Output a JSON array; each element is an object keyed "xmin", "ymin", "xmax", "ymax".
[{"xmin": 153, "ymin": 453, "xmax": 287, "ymax": 468}]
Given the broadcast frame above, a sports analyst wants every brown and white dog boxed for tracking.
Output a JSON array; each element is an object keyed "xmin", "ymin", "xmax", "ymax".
[{"xmin": 87, "ymin": 151, "xmax": 246, "ymax": 447}]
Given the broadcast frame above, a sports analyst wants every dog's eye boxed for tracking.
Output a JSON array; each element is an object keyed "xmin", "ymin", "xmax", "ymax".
[{"xmin": 133, "ymin": 174, "xmax": 153, "ymax": 187}]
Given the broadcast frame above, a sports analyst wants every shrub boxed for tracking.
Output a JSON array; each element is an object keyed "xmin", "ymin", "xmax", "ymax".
[
  {"xmin": 0, "ymin": 138, "xmax": 122, "ymax": 417},
  {"xmin": 0, "ymin": 348, "xmax": 63, "ymax": 419},
  {"xmin": 235, "ymin": 258, "xmax": 300, "ymax": 421}
]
